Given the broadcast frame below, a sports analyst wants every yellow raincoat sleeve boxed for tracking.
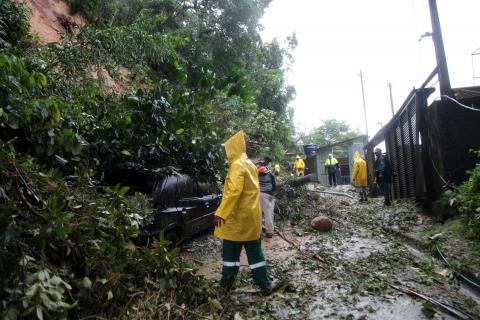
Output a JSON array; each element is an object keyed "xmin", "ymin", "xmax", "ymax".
[
  {"xmin": 215, "ymin": 161, "xmax": 244, "ymax": 221},
  {"xmin": 352, "ymin": 161, "xmax": 360, "ymax": 181}
]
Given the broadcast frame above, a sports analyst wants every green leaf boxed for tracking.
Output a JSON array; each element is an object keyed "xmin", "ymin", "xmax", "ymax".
[
  {"xmin": 82, "ymin": 277, "xmax": 92, "ymax": 289},
  {"xmin": 37, "ymin": 73, "xmax": 47, "ymax": 87},
  {"xmin": 119, "ymin": 186, "xmax": 130, "ymax": 196},
  {"xmin": 8, "ymin": 75, "xmax": 21, "ymax": 92},
  {"xmin": 8, "ymin": 117, "xmax": 18, "ymax": 129},
  {"xmin": 71, "ymin": 140, "xmax": 82, "ymax": 156},
  {"xmin": 124, "ymin": 115, "xmax": 132, "ymax": 125},
  {"xmin": 36, "ymin": 306, "xmax": 44, "ymax": 320},
  {"xmin": 175, "ymin": 128, "xmax": 184, "ymax": 135}
]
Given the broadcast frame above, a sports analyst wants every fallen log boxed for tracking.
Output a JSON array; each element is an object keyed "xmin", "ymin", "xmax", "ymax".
[{"xmin": 282, "ymin": 173, "xmax": 316, "ymax": 188}]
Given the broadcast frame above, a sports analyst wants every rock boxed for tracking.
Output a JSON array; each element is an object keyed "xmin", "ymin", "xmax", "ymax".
[
  {"xmin": 340, "ymin": 200, "xmax": 350, "ymax": 206},
  {"xmin": 311, "ymin": 216, "xmax": 333, "ymax": 232}
]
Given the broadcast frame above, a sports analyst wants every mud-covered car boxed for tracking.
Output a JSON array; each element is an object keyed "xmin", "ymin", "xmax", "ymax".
[{"xmin": 106, "ymin": 167, "xmax": 221, "ymax": 246}]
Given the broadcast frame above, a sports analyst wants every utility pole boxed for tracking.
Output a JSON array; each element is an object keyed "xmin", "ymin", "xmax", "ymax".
[
  {"xmin": 388, "ymin": 83, "xmax": 395, "ymax": 117},
  {"xmin": 359, "ymin": 70, "xmax": 369, "ymax": 139},
  {"xmin": 428, "ymin": 0, "xmax": 452, "ymax": 97}
]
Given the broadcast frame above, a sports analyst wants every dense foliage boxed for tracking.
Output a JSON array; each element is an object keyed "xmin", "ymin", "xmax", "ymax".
[
  {"xmin": 444, "ymin": 150, "xmax": 480, "ymax": 240},
  {"xmin": 1, "ymin": 0, "xmax": 296, "ymax": 318},
  {"xmin": 0, "ymin": 0, "xmax": 30, "ymax": 48},
  {"xmin": 0, "ymin": 149, "xmax": 215, "ymax": 319}
]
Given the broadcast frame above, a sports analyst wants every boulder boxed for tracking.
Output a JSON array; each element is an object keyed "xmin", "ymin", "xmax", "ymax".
[{"xmin": 311, "ymin": 216, "xmax": 333, "ymax": 232}]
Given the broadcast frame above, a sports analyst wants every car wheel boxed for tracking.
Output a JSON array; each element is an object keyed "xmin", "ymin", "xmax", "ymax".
[
  {"xmin": 165, "ymin": 231, "xmax": 180, "ymax": 250},
  {"xmin": 136, "ymin": 234, "xmax": 151, "ymax": 247}
]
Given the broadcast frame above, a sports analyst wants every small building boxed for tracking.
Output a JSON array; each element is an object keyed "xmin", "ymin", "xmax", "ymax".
[{"xmin": 304, "ymin": 135, "xmax": 367, "ymax": 185}]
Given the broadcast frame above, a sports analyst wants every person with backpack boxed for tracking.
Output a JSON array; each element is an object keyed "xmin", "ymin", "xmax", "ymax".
[{"xmin": 374, "ymin": 148, "xmax": 392, "ymax": 206}]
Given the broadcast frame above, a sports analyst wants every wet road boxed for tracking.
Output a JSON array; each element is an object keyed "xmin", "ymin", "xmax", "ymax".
[{"xmin": 182, "ymin": 187, "xmax": 480, "ymax": 319}]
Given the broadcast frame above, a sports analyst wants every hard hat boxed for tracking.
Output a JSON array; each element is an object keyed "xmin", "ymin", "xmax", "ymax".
[{"xmin": 296, "ymin": 155, "xmax": 300, "ymax": 159}]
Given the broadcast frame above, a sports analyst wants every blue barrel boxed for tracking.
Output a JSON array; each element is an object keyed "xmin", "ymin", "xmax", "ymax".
[{"xmin": 303, "ymin": 144, "xmax": 319, "ymax": 156}]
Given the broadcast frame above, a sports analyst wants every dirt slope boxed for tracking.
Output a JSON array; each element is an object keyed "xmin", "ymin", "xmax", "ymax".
[
  {"xmin": 23, "ymin": 0, "xmax": 129, "ymax": 92},
  {"xmin": 24, "ymin": 0, "xmax": 84, "ymax": 44}
]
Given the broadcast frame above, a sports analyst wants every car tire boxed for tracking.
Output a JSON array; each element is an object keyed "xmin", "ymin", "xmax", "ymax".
[
  {"xmin": 136, "ymin": 234, "xmax": 151, "ymax": 247},
  {"xmin": 165, "ymin": 230, "xmax": 180, "ymax": 250}
]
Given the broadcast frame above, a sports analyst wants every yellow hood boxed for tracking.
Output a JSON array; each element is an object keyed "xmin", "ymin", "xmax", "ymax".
[
  {"xmin": 224, "ymin": 130, "xmax": 246, "ymax": 164},
  {"xmin": 354, "ymin": 150, "xmax": 361, "ymax": 160}
]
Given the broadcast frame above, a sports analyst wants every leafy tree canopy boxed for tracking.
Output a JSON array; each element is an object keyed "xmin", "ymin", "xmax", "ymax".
[{"xmin": 299, "ymin": 119, "xmax": 362, "ymax": 147}]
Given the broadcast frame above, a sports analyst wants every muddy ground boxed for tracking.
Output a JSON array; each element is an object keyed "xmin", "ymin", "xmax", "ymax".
[{"xmin": 181, "ymin": 185, "xmax": 480, "ymax": 319}]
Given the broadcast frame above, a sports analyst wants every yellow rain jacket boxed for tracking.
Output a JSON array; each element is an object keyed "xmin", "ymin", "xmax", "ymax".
[
  {"xmin": 294, "ymin": 158, "xmax": 305, "ymax": 176},
  {"xmin": 352, "ymin": 151, "xmax": 367, "ymax": 187},
  {"xmin": 214, "ymin": 130, "xmax": 262, "ymax": 241},
  {"xmin": 324, "ymin": 156, "xmax": 338, "ymax": 167},
  {"xmin": 273, "ymin": 163, "xmax": 280, "ymax": 175}
]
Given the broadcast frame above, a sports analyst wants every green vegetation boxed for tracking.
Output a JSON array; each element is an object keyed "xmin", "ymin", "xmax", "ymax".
[
  {"xmin": 0, "ymin": 0, "xmax": 296, "ymax": 318},
  {"xmin": 0, "ymin": 149, "xmax": 214, "ymax": 319},
  {"xmin": 0, "ymin": 0, "xmax": 30, "ymax": 48},
  {"xmin": 443, "ymin": 150, "xmax": 480, "ymax": 240}
]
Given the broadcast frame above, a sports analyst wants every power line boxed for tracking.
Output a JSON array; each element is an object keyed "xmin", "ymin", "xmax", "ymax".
[{"xmin": 435, "ymin": 95, "xmax": 480, "ymax": 112}]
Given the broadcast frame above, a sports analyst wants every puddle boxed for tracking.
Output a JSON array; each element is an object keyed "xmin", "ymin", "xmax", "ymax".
[
  {"xmin": 341, "ymin": 236, "xmax": 386, "ymax": 259},
  {"xmin": 317, "ymin": 235, "xmax": 386, "ymax": 260},
  {"xmin": 353, "ymin": 295, "xmax": 455, "ymax": 320},
  {"xmin": 308, "ymin": 294, "xmax": 456, "ymax": 320},
  {"xmin": 460, "ymin": 283, "xmax": 480, "ymax": 306}
]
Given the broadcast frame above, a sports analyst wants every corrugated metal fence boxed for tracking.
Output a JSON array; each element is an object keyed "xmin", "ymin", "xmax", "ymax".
[{"xmin": 366, "ymin": 69, "xmax": 437, "ymax": 200}]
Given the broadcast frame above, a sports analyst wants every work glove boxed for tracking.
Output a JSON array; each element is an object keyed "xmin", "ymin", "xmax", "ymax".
[{"xmin": 214, "ymin": 215, "xmax": 225, "ymax": 227}]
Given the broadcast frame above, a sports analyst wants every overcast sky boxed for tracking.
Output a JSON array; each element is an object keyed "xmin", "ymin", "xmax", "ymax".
[{"xmin": 260, "ymin": 0, "xmax": 480, "ymax": 139}]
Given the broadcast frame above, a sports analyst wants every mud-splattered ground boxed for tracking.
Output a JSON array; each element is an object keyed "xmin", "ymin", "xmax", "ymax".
[{"xmin": 181, "ymin": 185, "xmax": 480, "ymax": 319}]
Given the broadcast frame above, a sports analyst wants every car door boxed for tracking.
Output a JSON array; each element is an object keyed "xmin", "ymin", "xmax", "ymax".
[
  {"xmin": 140, "ymin": 175, "xmax": 184, "ymax": 239},
  {"xmin": 175, "ymin": 175, "xmax": 207, "ymax": 237},
  {"xmin": 195, "ymin": 181, "xmax": 221, "ymax": 231}
]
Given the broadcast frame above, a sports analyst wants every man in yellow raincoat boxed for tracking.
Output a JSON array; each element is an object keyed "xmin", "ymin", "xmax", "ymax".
[
  {"xmin": 352, "ymin": 151, "xmax": 368, "ymax": 201},
  {"xmin": 294, "ymin": 155, "xmax": 305, "ymax": 177},
  {"xmin": 214, "ymin": 130, "xmax": 272, "ymax": 295}
]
